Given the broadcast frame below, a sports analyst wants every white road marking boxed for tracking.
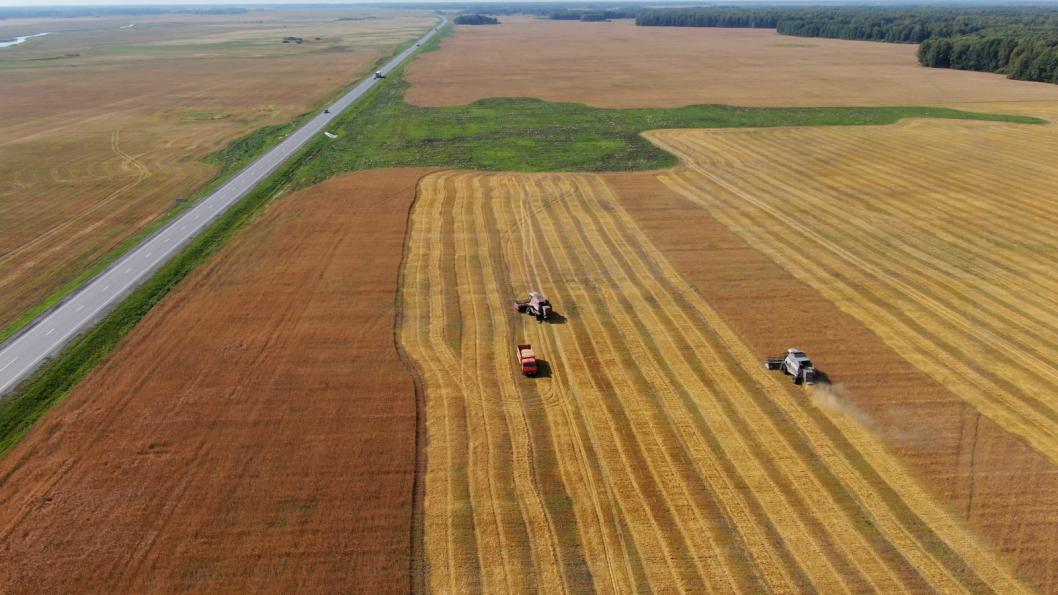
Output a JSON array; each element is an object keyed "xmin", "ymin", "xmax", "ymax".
[
  {"xmin": 75, "ymin": 305, "xmax": 84, "ymax": 312},
  {"xmin": 45, "ymin": 328, "xmax": 55, "ymax": 336},
  {"xmin": 125, "ymin": 268, "xmax": 131, "ymax": 273},
  {"xmin": 102, "ymin": 286, "xmax": 110, "ymax": 292},
  {"xmin": 0, "ymin": 358, "xmax": 16, "ymax": 373}
]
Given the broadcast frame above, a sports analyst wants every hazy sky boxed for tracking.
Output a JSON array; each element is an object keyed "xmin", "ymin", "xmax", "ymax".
[
  {"xmin": 1, "ymin": 0, "xmax": 431, "ymax": 6},
  {"xmin": 0, "ymin": 0, "xmax": 533, "ymax": 5}
]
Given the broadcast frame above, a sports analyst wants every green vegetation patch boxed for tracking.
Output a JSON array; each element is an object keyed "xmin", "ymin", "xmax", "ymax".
[{"xmin": 289, "ymin": 75, "xmax": 1043, "ymax": 187}]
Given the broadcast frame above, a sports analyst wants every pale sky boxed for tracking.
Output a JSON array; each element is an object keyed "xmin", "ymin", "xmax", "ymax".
[{"xmin": 1, "ymin": 0, "xmax": 438, "ymax": 6}]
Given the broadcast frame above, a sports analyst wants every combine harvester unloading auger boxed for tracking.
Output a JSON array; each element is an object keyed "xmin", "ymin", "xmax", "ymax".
[{"xmin": 765, "ymin": 348, "xmax": 819, "ymax": 385}]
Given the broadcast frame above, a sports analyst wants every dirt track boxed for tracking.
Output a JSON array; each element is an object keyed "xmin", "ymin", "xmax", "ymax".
[
  {"xmin": 613, "ymin": 170, "xmax": 1058, "ymax": 590},
  {"xmin": 406, "ymin": 17, "xmax": 1058, "ymax": 108},
  {"xmin": 400, "ymin": 170, "xmax": 1026, "ymax": 592},
  {"xmin": 0, "ymin": 169, "xmax": 430, "ymax": 592}
]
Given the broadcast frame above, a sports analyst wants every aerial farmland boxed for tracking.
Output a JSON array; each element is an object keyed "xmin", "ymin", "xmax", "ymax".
[{"xmin": 3, "ymin": 3, "xmax": 1058, "ymax": 593}]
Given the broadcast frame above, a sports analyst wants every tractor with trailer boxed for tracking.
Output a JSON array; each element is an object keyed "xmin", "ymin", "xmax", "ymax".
[
  {"xmin": 513, "ymin": 291, "xmax": 553, "ymax": 322},
  {"xmin": 765, "ymin": 348, "xmax": 818, "ymax": 385},
  {"xmin": 516, "ymin": 344, "xmax": 538, "ymax": 376}
]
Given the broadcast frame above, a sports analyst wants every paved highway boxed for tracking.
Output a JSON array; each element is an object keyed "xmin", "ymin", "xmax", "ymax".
[{"xmin": 0, "ymin": 18, "xmax": 445, "ymax": 396}]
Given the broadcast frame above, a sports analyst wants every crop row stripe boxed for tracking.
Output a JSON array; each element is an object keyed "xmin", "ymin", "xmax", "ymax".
[
  {"xmin": 687, "ymin": 129, "xmax": 1058, "ymax": 418},
  {"xmin": 650, "ymin": 131, "xmax": 1058, "ymax": 467},
  {"xmin": 652, "ymin": 146, "xmax": 1029, "ymax": 592},
  {"xmin": 575, "ymin": 175, "xmax": 925, "ymax": 592},
  {"xmin": 401, "ymin": 172, "xmax": 478, "ymax": 592},
  {"xmin": 499, "ymin": 173, "xmax": 649, "ymax": 592}
]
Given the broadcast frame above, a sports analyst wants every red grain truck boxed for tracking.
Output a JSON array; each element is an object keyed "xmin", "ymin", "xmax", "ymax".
[{"xmin": 516, "ymin": 343, "xmax": 538, "ymax": 376}]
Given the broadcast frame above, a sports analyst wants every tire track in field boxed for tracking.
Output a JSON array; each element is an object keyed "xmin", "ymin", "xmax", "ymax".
[
  {"xmin": 451, "ymin": 173, "xmax": 522, "ymax": 593},
  {"xmin": 540, "ymin": 176, "xmax": 845, "ymax": 592},
  {"xmin": 532, "ymin": 178, "xmax": 736, "ymax": 593},
  {"xmin": 401, "ymin": 169, "xmax": 1028, "ymax": 593},
  {"xmin": 402, "ymin": 173, "xmax": 482, "ymax": 592},
  {"xmin": 650, "ymin": 128, "xmax": 1058, "ymax": 468},
  {"xmin": 0, "ymin": 130, "xmax": 153, "ymax": 288},
  {"xmin": 499, "ymin": 174, "xmax": 649, "ymax": 592},
  {"xmin": 462, "ymin": 172, "xmax": 570, "ymax": 593}
]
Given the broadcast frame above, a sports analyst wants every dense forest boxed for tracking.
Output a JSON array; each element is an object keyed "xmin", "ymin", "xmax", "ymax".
[
  {"xmin": 549, "ymin": 8, "xmax": 635, "ymax": 21},
  {"xmin": 454, "ymin": 13, "xmax": 500, "ymax": 25},
  {"xmin": 636, "ymin": 7, "xmax": 1058, "ymax": 84}
]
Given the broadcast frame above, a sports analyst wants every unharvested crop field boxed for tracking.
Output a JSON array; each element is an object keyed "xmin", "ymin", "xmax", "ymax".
[
  {"xmin": 406, "ymin": 17, "xmax": 1058, "ymax": 109},
  {"xmin": 0, "ymin": 9, "xmax": 433, "ymax": 334},
  {"xmin": 0, "ymin": 169, "xmax": 430, "ymax": 592},
  {"xmin": 400, "ymin": 170, "xmax": 1028, "ymax": 592}
]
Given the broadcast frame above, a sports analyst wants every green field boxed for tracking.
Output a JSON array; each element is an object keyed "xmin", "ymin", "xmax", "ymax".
[{"xmin": 288, "ymin": 74, "xmax": 1041, "ymax": 182}]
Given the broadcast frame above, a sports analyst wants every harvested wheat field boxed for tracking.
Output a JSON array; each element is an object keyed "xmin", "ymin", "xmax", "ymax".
[
  {"xmin": 0, "ymin": 10, "xmax": 433, "ymax": 333},
  {"xmin": 651, "ymin": 120, "xmax": 1058, "ymax": 470},
  {"xmin": 406, "ymin": 17, "xmax": 1058, "ymax": 109},
  {"xmin": 400, "ymin": 170, "xmax": 1029, "ymax": 592},
  {"xmin": 0, "ymin": 169, "xmax": 431, "ymax": 592},
  {"xmin": 612, "ymin": 170, "xmax": 1058, "ymax": 590}
]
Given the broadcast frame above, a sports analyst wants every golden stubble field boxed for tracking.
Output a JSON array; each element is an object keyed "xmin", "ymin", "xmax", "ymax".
[
  {"xmin": 405, "ymin": 17, "xmax": 1058, "ymax": 108},
  {"xmin": 644, "ymin": 115, "xmax": 1058, "ymax": 588},
  {"xmin": 399, "ymin": 170, "xmax": 1029, "ymax": 592},
  {"xmin": 650, "ymin": 118, "xmax": 1058, "ymax": 473},
  {"xmin": 0, "ymin": 9, "xmax": 433, "ymax": 331}
]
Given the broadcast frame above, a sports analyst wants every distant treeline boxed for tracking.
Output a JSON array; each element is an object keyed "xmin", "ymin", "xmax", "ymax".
[
  {"xmin": 636, "ymin": 7, "xmax": 1058, "ymax": 84},
  {"xmin": 549, "ymin": 9, "xmax": 635, "ymax": 22},
  {"xmin": 454, "ymin": 14, "xmax": 500, "ymax": 25}
]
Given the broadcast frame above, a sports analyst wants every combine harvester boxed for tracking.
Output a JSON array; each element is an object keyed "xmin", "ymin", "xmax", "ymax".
[
  {"xmin": 513, "ymin": 291, "xmax": 553, "ymax": 322},
  {"xmin": 516, "ymin": 343, "xmax": 538, "ymax": 376},
  {"xmin": 765, "ymin": 348, "xmax": 819, "ymax": 385}
]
